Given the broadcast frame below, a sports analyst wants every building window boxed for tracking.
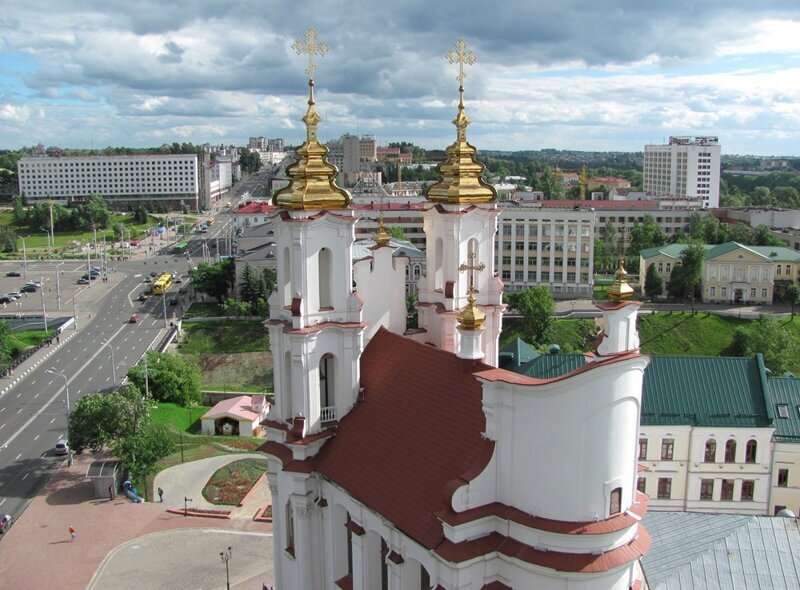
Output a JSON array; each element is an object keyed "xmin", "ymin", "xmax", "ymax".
[
  {"xmin": 725, "ymin": 439, "xmax": 737, "ymax": 463},
  {"xmin": 346, "ymin": 513, "xmax": 353, "ymax": 576},
  {"xmin": 778, "ymin": 468, "xmax": 789, "ymax": 487},
  {"xmin": 741, "ymin": 480, "xmax": 755, "ymax": 501},
  {"xmin": 722, "ymin": 287, "xmax": 727, "ymax": 297},
  {"xmin": 750, "ymin": 288, "xmax": 756, "ymax": 298},
  {"xmin": 710, "ymin": 287, "xmax": 716, "ymax": 296},
  {"xmin": 704, "ymin": 439, "xmax": 716, "ymax": 463},
  {"xmin": 700, "ymin": 479, "xmax": 714, "ymax": 500},
  {"xmin": 721, "ymin": 479, "xmax": 734, "ymax": 500},
  {"xmin": 762, "ymin": 288, "xmax": 768, "ymax": 298},
  {"xmin": 778, "ymin": 404, "xmax": 790, "ymax": 418},
  {"xmin": 657, "ymin": 262, "xmax": 663, "ymax": 272},
  {"xmin": 637, "ymin": 477, "xmax": 646, "ymax": 493},
  {"xmin": 661, "ymin": 438, "xmax": 674, "ymax": 460},
  {"xmin": 609, "ymin": 487, "xmax": 622, "ymax": 515},
  {"xmin": 745, "ymin": 440, "xmax": 757, "ymax": 463},
  {"xmin": 639, "ymin": 438, "xmax": 648, "ymax": 460},
  {"xmin": 657, "ymin": 478, "xmax": 672, "ymax": 499}
]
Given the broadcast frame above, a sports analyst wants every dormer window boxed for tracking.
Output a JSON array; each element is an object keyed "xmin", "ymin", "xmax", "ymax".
[{"xmin": 778, "ymin": 404, "xmax": 789, "ymax": 419}]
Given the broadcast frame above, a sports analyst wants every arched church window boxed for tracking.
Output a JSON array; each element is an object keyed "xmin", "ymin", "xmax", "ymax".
[
  {"xmin": 434, "ymin": 238, "xmax": 444, "ymax": 291},
  {"xmin": 704, "ymin": 439, "xmax": 716, "ymax": 463},
  {"xmin": 282, "ymin": 247, "xmax": 291, "ymax": 305},
  {"xmin": 320, "ymin": 353, "xmax": 335, "ymax": 422},
  {"xmin": 609, "ymin": 487, "xmax": 622, "ymax": 515},
  {"xmin": 319, "ymin": 248, "xmax": 333, "ymax": 309},
  {"xmin": 286, "ymin": 501, "xmax": 295, "ymax": 556}
]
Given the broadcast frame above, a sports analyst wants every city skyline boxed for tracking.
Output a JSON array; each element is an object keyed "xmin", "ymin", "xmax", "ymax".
[{"xmin": 1, "ymin": 1, "xmax": 799, "ymax": 156}]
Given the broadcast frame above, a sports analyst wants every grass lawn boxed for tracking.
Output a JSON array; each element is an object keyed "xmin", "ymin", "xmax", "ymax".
[
  {"xmin": 179, "ymin": 321, "xmax": 270, "ymax": 354},
  {"xmin": 1, "ymin": 327, "xmax": 55, "ymax": 368},
  {"xmin": 202, "ymin": 458, "xmax": 268, "ymax": 505},
  {"xmin": 183, "ymin": 302, "xmax": 225, "ymax": 318},
  {"xmin": 151, "ymin": 402, "xmax": 211, "ymax": 433}
]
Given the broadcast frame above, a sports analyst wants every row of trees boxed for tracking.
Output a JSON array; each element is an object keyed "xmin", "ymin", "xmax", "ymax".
[
  {"xmin": 12, "ymin": 194, "xmax": 113, "ymax": 232},
  {"xmin": 239, "ymin": 149, "xmax": 262, "ymax": 174},
  {"xmin": 69, "ymin": 350, "xmax": 201, "ymax": 492}
]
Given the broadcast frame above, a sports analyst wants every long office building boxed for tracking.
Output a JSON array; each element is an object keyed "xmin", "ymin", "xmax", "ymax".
[
  {"xmin": 643, "ymin": 136, "xmax": 721, "ymax": 209},
  {"xmin": 17, "ymin": 154, "xmax": 200, "ymax": 210}
]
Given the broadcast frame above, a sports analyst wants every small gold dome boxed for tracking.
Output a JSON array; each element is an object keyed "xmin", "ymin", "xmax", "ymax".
[
  {"xmin": 608, "ymin": 258, "xmax": 634, "ymax": 302},
  {"xmin": 458, "ymin": 291, "xmax": 486, "ymax": 331}
]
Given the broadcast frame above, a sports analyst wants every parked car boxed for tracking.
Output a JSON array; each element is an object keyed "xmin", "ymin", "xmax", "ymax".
[
  {"xmin": 77, "ymin": 278, "xmax": 90, "ymax": 285},
  {"xmin": 54, "ymin": 439, "xmax": 69, "ymax": 456},
  {"xmin": 7, "ymin": 292, "xmax": 21, "ymax": 299},
  {"xmin": 80, "ymin": 274, "xmax": 97, "ymax": 281},
  {"xmin": 89, "ymin": 269, "xmax": 101, "ymax": 276},
  {"xmin": 5, "ymin": 271, "xmax": 21, "ymax": 277},
  {"xmin": 129, "ymin": 314, "xmax": 140, "ymax": 323},
  {"xmin": 20, "ymin": 284, "xmax": 37, "ymax": 293},
  {"xmin": 0, "ymin": 295, "xmax": 12, "ymax": 304},
  {"xmin": 25, "ymin": 280, "xmax": 43, "ymax": 287},
  {"xmin": 0, "ymin": 514, "xmax": 13, "ymax": 533}
]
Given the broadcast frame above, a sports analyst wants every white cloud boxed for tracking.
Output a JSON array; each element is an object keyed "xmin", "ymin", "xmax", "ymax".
[{"xmin": 0, "ymin": 104, "xmax": 31, "ymax": 123}]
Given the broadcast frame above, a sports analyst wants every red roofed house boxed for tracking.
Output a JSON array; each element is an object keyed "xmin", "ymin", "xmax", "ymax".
[
  {"xmin": 261, "ymin": 53, "xmax": 650, "ymax": 590},
  {"xmin": 201, "ymin": 395, "xmax": 267, "ymax": 437}
]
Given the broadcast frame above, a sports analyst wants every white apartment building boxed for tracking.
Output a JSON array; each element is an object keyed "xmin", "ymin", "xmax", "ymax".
[
  {"xmin": 248, "ymin": 136, "xmax": 267, "ymax": 150},
  {"xmin": 17, "ymin": 154, "xmax": 199, "ymax": 209},
  {"xmin": 643, "ymin": 136, "xmax": 721, "ymax": 209},
  {"xmin": 496, "ymin": 202, "xmax": 596, "ymax": 297}
]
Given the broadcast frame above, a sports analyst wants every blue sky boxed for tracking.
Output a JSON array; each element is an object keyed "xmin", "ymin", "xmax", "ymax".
[{"xmin": 1, "ymin": 0, "xmax": 799, "ymax": 156}]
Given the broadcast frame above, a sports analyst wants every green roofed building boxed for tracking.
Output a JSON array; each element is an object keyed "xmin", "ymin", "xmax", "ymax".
[{"xmin": 638, "ymin": 241, "xmax": 800, "ymax": 302}]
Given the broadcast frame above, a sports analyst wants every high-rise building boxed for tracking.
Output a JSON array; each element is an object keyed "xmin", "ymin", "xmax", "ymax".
[
  {"xmin": 248, "ymin": 136, "xmax": 267, "ymax": 150},
  {"xmin": 643, "ymin": 136, "xmax": 721, "ymax": 208}
]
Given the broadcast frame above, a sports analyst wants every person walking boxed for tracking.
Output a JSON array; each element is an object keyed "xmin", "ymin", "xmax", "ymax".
[
  {"xmin": 69, "ymin": 526, "xmax": 76, "ymax": 542},
  {"xmin": 108, "ymin": 484, "xmax": 114, "ymax": 501},
  {"xmin": 158, "ymin": 487, "xmax": 164, "ymax": 503}
]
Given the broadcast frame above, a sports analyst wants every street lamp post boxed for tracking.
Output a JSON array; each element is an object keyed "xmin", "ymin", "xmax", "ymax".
[
  {"xmin": 42, "ymin": 229, "xmax": 52, "ymax": 262},
  {"xmin": 72, "ymin": 293, "xmax": 78, "ymax": 330},
  {"xmin": 20, "ymin": 236, "xmax": 28, "ymax": 280},
  {"xmin": 46, "ymin": 368, "xmax": 71, "ymax": 465},
  {"xmin": 183, "ymin": 496, "xmax": 192, "ymax": 517},
  {"xmin": 39, "ymin": 277, "xmax": 48, "ymax": 333},
  {"xmin": 54, "ymin": 262, "xmax": 63, "ymax": 310},
  {"xmin": 101, "ymin": 341, "xmax": 117, "ymax": 387},
  {"xmin": 220, "ymin": 546, "xmax": 233, "ymax": 590}
]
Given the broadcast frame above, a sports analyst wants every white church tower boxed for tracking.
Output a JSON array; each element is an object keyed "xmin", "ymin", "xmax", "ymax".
[
  {"xmin": 414, "ymin": 39, "xmax": 505, "ymax": 366},
  {"xmin": 265, "ymin": 27, "xmax": 364, "ymax": 439}
]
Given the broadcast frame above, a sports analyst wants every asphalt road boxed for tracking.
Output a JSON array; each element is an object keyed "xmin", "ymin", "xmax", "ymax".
[
  {"xmin": 0, "ymin": 256, "xmax": 193, "ymax": 526},
  {"xmin": 0, "ymin": 173, "xmax": 259, "ymax": 529}
]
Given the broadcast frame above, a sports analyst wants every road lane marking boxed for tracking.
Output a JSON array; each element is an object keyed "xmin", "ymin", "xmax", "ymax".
[
  {"xmin": 49, "ymin": 418, "xmax": 55, "ymax": 424},
  {"xmin": 0, "ymin": 499, "xmax": 5, "ymax": 506},
  {"xmin": 15, "ymin": 453, "xmax": 21, "ymax": 460},
  {"xmin": 21, "ymin": 472, "xmax": 28, "ymax": 480},
  {"xmin": 34, "ymin": 393, "xmax": 39, "ymax": 398},
  {"xmin": 0, "ymin": 424, "xmax": 4, "ymax": 430},
  {"xmin": 0, "ymin": 407, "xmax": 4, "ymax": 413},
  {"xmin": 34, "ymin": 434, "xmax": 39, "ymax": 441}
]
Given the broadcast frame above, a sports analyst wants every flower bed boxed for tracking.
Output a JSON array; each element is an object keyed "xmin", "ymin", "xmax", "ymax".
[{"xmin": 202, "ymin": 458, "xmax": 268, "ymax": 506}]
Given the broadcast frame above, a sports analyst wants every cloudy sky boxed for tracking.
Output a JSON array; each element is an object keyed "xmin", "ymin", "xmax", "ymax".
[{"xmin": 1, "ymin": 1, "xmax": 799, "ymax": 156}]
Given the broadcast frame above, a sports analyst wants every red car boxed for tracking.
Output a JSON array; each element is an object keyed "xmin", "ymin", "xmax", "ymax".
[{"xmin": 129, "ymin": 314, "xmax": 140, "ymax": 324}]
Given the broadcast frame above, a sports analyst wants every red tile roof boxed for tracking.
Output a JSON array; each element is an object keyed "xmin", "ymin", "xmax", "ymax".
[
  {"xmin": 234, "ymin": 201, "xmax": 276, "ymax": 214},
  {"xmin": 314, "ymin": 327, "xmax": 495, "ymax": 550}
]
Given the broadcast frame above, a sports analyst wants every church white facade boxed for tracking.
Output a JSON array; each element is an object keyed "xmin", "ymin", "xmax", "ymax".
[{"xmin": 261, "ymin": 35, "xmax": 650, "ymax": 590}]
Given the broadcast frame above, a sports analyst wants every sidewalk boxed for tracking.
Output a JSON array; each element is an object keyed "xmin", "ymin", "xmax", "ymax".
[
  {"xmin": 153, "ymin": 453, "xmax": 270, "ymax": 512},
  {"xmin": 0, "ymin": 452, "xmax": 272, "ymax": 590}
]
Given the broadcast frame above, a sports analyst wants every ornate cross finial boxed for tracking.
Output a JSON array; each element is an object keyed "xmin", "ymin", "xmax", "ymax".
[
  {"xmin": 293, "ymin": 26, "xmax": 329, "ymax": 79},
  {"xmin": 446, "ymin": 38, "xmax": 476, "ymax": 87},
  {"xmin": 459, "ymin": 250, "xmax": 485, "ymax": 294}
]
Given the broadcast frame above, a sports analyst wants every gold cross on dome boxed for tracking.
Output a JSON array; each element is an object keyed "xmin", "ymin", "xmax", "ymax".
[
  {"xmin": 459, "ymin": 250, "xmax": 485, "ymax": 293},
  {"xmin": 446, "ymin": 38, "xmax": 476, "ymax": 86},
  {"xmin": 293, "ymin": 26, "xmax": 329, "ymax": 78}
]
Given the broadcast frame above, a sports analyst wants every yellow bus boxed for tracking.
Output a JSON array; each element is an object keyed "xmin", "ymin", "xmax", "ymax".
[{"xmin": 152, "ymin": 273, "xmax": 172, "ymax": 295}]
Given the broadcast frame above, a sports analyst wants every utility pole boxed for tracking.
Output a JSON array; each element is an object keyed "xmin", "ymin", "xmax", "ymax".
[
  {"xmin": 39, "ymin": 278, "xmax": 48, "ymax": 332},
  {"xmin": 54, "ymin": 262, "xmax": 63, "ymax": 310},
  {"xmin": 20, "ymin": 236, "xmax": 28, "ymax": 281},
  {"xmin": 47, "ymin": 199, "xmax": 54, "ymax": 262}
]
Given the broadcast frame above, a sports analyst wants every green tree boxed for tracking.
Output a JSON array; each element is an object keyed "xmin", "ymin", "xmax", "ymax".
[
  {"xmin": 68, "ymin": 385, "xmax": 151, "ymax": 453},
  {"xmin": 752, "ymin": 225, "xmax": 785, "ymax": 247},
  {"xmin": 126, "ymin": 351, "xmax": 201, "ymax": 406},
  {"xmin": 644, "ymin": 263, "xmax": 663, "ymax": 298},
  {"xmin": 239, "ymin": 264, "xmax": 261, "ymax": 304},
  {"xmin": 731, "ymin": 317, "xmax": 797, "ymax": 374},
  {"xmin": 0, "ymin": 225, "xmax": 17, "ymax": 253},
  {"xmin": 223, "ymin": 298, "xmax": 251, "ymax": 317},
  {"xmin": 667, "ymin": 243, "xmax": 705, "ymax": 300},
  {"xmin": 0, "ymin": 321, "xmax": 12, "ymax": 371},
  {"xmin": 73, "ymin": 193, "xmax": 112, "ymax": 230},
  {"xmin": 112, "ymin": 422, "xmax": 174, "ymax": 498},
  {"xmin": 189, "ymin": 259, "xmax": 234, "ymax": 303},
  {"xmin": 629, "ymin": 214, "xmax": 666, "ymax": 258},
  {"xmin": 262, "ymin": 268, "xmax": 276, "ymax": 297},
  {"xmin": 729, "ymin": 223, "xmax": 753, "ymax": 244},
  {"xmin": 506, "ymin": 286, "xmax": 555, "ymax": 346},
  {"xmin": 406, "ymin": 293, "xmax": 418, "ymax": 329},
  {"xmin": 12, "ymin": 195, "xmax": 25, "ymax": 225},
  {"xmin": 784, "ymin": 284, "xmax": 800, "ymax": 319}
]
